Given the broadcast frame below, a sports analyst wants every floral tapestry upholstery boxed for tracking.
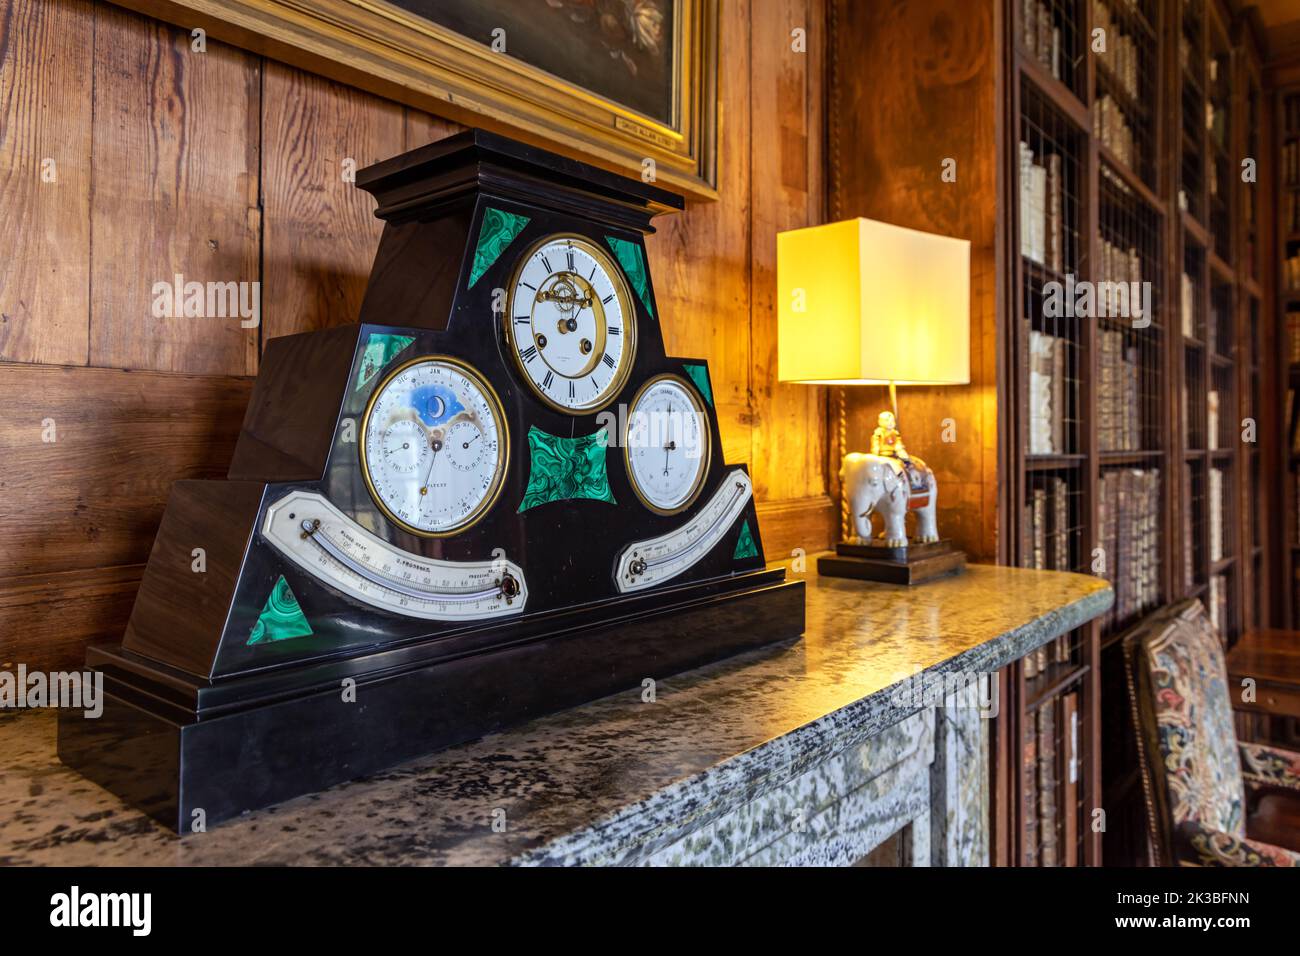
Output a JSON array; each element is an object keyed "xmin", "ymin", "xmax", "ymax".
[
  {"xmin": 1174, "ymin": 820, "xmax": 1300, "ymax": 867},
  {"xmin": 1140, "ymin": 602, "xmax": 1245, "ymax": 837},
  {"xmin": 1239, "ymin": 742, "xmax": 1300, "ymax": 793}
]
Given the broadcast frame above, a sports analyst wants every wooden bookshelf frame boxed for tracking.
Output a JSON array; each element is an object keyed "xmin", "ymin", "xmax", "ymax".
[{"xmin": 999, "ymin": 0, "xmax": 1265, "ymax": 867}]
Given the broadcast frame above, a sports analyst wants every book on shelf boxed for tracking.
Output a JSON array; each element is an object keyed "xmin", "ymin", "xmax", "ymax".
[
  {"xmin": 1210, "ymin": 574, "xmax": 1227, "ymax": 639},
  {"xmin": 1021, "ymin": 478, "xmax": 1074, "ymax": 675},
  {"xmin": 1022, "ymin": 711, "xmax": 1039, "ymax": 866},
  {"xmin": 1022, "ymin": 0, "xmax": 1061, "ymax": 81},
  {"xmin": 1098, "ymin": 331, "xmax": 1141, "ymax": 452},
  {"xmin": 1028, "ymin": 329, "xmax": 1066, "ymax": 454},
  {"xmin": 1094, "ymin": 95, "xmax": 1136, "ymax": 170},
  {"xmin": 1289, "ymin": 308, "xmax": 1300, "ymax": 365},
  {"xmin": 1098, "ymin": 468, "xmax": 1162, "ymax": 629},
  {"xmin": 1019, "ymin": 142, "xmax": 1055, "ymax": 268},
  {"xmin": 1061, "ymin": 692, "xmax": 1080, "ymax": 867},
  {"xmin": 1209, "ymin": 467, "xmax": 1225, "ymax": 564},
  {"xmin": 1207, "ymin": 390, "xmax": 1220, "ymax": 450},
  {"xmin": 1037, "ymin": 704, "xmax": 1059, "ymax": 867},
  {"xmin": 1181, "ymin": 273, "xmax": 1196, "ymax": 337}
]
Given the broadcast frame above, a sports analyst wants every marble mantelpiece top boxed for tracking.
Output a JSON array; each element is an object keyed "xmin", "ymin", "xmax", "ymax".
[{"xmin": 0, "ymin": 561, "xmax": 1111, "ymax": 866}]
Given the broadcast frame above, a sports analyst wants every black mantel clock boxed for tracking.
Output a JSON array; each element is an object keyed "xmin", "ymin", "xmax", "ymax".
[{"xmin": 58, "ymin": 130, "xmax": 806, "ymax": 831}]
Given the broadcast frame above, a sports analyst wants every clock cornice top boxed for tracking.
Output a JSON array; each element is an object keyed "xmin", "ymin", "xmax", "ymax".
[{"xmin": 356, "ymin": 129, "xmax": 684, "ymax": 231}]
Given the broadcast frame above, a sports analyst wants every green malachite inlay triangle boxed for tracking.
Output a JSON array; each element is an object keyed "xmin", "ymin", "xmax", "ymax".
[
  {"xmin": 469, "ymin": 207, "xmax": 530, "ymax": 288},
  {"xmin": 247, "ymin": 576, "xmax": 314, "ymax": 646},
  {"xmin": 605, "ymin": 235, "xmax": 655, "ymax": 318},
  {"xmin": 355, "ymin": 333, "xmax": 415, "ymax": 391},
  {"xmin": 518, "ymin": 425, "xmax": 616, "ymax": 512},
  {"xmin": 682, "ymin": 363, "xmax": 713, "ymax": 406},
  {"xmin": 733, "ymin": 519, "xmax": 759, "ymax": 561}
]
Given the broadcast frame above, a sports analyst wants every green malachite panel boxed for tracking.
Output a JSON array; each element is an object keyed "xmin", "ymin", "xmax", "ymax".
[
  {"xmin": 355, "ymin": 333, "xmax": 415, "ymax": 391},
  {"xmin": 733, "ymin": 519, "xmax": 759, "ymax": 561},
  {"xmin": 518, "ymin": 425, "xmax": 616, "ymax": 512},
  {"xmin": 605, "ymin": 235, "xmax": 655, "ymax": 318},
  {"xmin": 247, "ymin": 576, "xmax": 314, "ymax": 646},
  {"xmin": 469, "ymin": 207, "xmax": 530, "ymax": 288},
  {"xmin": 682, "ymin": 362, "xmax": 714, "ymax": 406}
]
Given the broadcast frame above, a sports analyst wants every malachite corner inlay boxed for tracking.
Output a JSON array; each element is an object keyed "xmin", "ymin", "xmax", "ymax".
[
  {"xmin": 733, "ymin": 519, "xmax": 759, "ymax": 561},
  {"xmin": 518, "ymin": 425, "xmax": 616, "ymax": 512},
  {"xmin": 247, "ymin": 576, "xmax": 314, "ymax": 646},
  {"xmin": 682, "ymin": 363, "xmax": 713, "ymax": 406},
  {"xmin": 355, "ymin": 333, "xmax": 415, "ymax": 391},
  {"xmin": 605, "ymin": 235, "xmax": 655, "ymax": 318},
  {"xmin": 469, "ymin": 207, "xmax": 530, "ymax": 288}
]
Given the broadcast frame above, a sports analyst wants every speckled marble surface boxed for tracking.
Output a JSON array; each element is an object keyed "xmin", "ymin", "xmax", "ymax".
[{"xmin": 0, "ymin": 561, "xmax": 1110, "ymax": 866}]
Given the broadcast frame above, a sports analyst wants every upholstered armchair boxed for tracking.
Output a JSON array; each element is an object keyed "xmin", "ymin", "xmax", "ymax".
[{"xmin": 1124, "ymin": 599, "xmax": 1300, "ymax": 867}]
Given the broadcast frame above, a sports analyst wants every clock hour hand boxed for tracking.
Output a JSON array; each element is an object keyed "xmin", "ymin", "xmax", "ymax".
[{"xmin": 420, "ymin": 437, "xmax": 442, "ymax": 496}]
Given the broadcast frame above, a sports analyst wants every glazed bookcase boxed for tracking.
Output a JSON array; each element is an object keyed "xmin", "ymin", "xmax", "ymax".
[{"xmin": 1000, "ymin": 0, "xmax": 1266, "ymax": 866}]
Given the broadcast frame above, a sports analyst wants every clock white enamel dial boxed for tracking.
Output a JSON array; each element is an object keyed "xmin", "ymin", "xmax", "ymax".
[
  {"xmin": 624, "ymin": 373, "xmax": 711, "ymax": 515},
  {"xmin": 505, "ymin": 234, "xmax": 636, "ymax": 413},
  {"xmin": 360, "ymin": 356, "xmax": 508, "ymax": 537}
]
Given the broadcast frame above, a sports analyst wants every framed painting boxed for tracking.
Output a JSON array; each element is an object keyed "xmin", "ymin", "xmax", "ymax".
[{"xmin": 117, "ymin": 0, "xmax": 719, "ymax": 199}]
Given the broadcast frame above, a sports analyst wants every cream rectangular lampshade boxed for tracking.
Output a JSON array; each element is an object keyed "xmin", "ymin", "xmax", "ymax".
[{"xmin": 777, "ymin": 218, "xmax": 971, "ymax": 385}]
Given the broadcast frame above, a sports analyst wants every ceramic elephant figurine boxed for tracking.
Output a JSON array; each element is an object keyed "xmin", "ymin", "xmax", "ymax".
[{"xmin": 841, "ymin": 453, "xmax": 939, "ymax": 548}]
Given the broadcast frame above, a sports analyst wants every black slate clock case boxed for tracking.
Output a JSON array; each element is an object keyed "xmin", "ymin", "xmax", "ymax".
[{"xmin": 58, "ymin": 130, "xmax": 806, "ymax": 831}]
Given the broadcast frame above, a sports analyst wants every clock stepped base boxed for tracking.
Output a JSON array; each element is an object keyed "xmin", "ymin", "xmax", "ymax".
[{"xmin": 58, "ymin": 569, "xmax": 804, "ymax": 833}]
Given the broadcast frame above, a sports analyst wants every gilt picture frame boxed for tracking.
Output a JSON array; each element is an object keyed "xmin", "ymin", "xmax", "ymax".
[{"xmin": 115, "ymin": 0, "xmax": 719, "ymax": 200}]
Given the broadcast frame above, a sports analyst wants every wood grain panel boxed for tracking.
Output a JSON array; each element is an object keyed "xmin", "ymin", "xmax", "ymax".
[
  {"xmin": 89, "ymin": 4, "xmax": 260, "ymax": 375},
  {"xmin": 0, "ymin": 0, "xmax": 93, "ymax": 366},
  {"xmin": 402, "ymin": 108, "xmax": 462, "ymax": 151},
  {"xmin": 749, "ymin": 0, "xmax": 828, "ymax": 507},
  {"xmin": 0, "ymin": 564, "xmax": 143, "ymax": 674},
  {"xmin": 0, "ymin": 363, "xmax": 251, "ymax": 579},
  {"xmin": 645, "ymin": 0, "xmax": 752, "ymax": 408},
  {"xmin": 260, "ymin": 61, "xmax": 404, "ymax": 340},
  {"xmin": 829, "ymin": 0, "xmax": 999, "ymax": 561}
]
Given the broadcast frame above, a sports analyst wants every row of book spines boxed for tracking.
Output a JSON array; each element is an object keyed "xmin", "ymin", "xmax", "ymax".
[
  {"xmin": 1098, "ymin": 330, "xmax": 1144, "ymax": 453},
  {"xmin": 1021, "ymin": 690, "xmax": 1081, "ymax": 867},
  {"xmin": 1019, "ymin": 143, "xmax": 1065, "ymax": 273},
  {"xmin": 1097, "ymin": 468, "xmax": 1162, "ymax": 629}
]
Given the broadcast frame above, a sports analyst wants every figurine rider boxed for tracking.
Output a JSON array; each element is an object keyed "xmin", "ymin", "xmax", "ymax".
[{"xmin": 871, "ymin": 410, "xmax": 925, "ymax": 490}]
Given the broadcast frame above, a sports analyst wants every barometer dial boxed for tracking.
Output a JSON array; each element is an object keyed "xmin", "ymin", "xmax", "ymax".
[
  {"xmin": 505, "ymin": 234, "xmax": 636, "ymax": 414},
  {"xmin": 361, "ymin": 356, "xmax": 507, "ymax": 537},
  {"xmin": 624, "ymin": 374, "xmax": 711, "ymax": 515}
]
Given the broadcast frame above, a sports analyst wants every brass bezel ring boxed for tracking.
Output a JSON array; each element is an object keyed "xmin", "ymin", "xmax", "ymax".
[
  {"xmin": 359, "ymin": 354, "xmax": 510, "ymax": 539},
  {"xmin": 622, "ymin": 372, "xmax": 712, "ymax": 516},
  {"xmin": 503, "ymin": 232, "xmax": 638, "ymax": 415}
]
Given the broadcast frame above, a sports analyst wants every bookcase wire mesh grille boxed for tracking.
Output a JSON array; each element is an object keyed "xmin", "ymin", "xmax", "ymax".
[
  {"xmin": 1020, "ymin": 665, "xmax": 1087, "ymax": 866},
  {"xmin": 1020, "ymin": 78, "xmax": 1085, "ymax": 467},
  {"xmin": 1019, "ymin": 0, "xmax": 1085, "ymax": 98},
  {"xmin": 1091, "ymin": 0, "xmax": 1157, "ymax": 185},
  {"xmin": 1179, "ymin": 0, "xmax": 1205, "ymax": 222},
  {"xmin": 1208, "ymin": 25, "xmax": 1232, "ymax": 263},
  {"xmin": 1182, "ymin": 244, "xmax": 1206, "ymax": 341},
  {"xmin": 1185, "ymin": 460, "xmax": 1208, "ymax": 590},
  {"xmin": 1097, "ymin": 164, "xmax": 1161, "ymax": 452}
]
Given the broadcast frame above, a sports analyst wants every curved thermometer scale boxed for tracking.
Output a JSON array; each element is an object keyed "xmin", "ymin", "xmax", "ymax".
[
  {"xmin": 262, "ymin": 490, "xmax": 526, "ymax": 620},
  {"xmin": 616, "ymin": 469, "xmax": 753, "ymax": 593}
]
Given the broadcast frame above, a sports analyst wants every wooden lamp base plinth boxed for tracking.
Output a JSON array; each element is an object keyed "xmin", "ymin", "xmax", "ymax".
[{"xmin": 817, "ymin": 538, "xmax": 966, "ymax": 585}]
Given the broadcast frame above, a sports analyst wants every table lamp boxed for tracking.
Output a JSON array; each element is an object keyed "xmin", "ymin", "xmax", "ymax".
[{"xmin": 777, "ymin": 218, "xmax": 970, "ymax": 584}]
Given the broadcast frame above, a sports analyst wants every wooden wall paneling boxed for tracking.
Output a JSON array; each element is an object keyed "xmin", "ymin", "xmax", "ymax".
[
  {"xmin": 260, "ymin": 62, "xmax": 404, "ymax": 341},
  {"xmin": 0, "ymin": 564, "xmax": 144, "ymax": 675},
  {"xmin": 749, "ymin": 0, "xmax": 830, "ymax": 539},
  {"xmin": 0, "ymin": 363, "xmax": 251, "ymax": 580},
  {"xmin": 644, "ymin": 0, "xmax": 754, "ymax": 483},
  {"xmin": 401, "ymin": 108, "xmax": 462, "ymax": 152},
  {"xmin": 828, "ymin": 0, "xmax": 1001, "ymax": 562},
  {"xmin": 89, "ymin": 4, "xmax": 260, "ymax": 375},
  {"xmin": 0, "ymin": 0, "xmax": 93, "ymax": 367}
]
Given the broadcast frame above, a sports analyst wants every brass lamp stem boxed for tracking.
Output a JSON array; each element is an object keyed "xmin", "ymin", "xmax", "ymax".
[
  {"xmin": 889, "ymin": 380, "xmax": 898, "ymax": 427},
  {"xmin": 838, "ymin": 385, "xmax": 849, "ymax": 543}
]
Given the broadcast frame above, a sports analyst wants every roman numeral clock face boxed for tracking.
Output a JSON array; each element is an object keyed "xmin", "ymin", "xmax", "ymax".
[{"xmin": 505, "ymin": 235, "xmax": 636, "ymax": 413}]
